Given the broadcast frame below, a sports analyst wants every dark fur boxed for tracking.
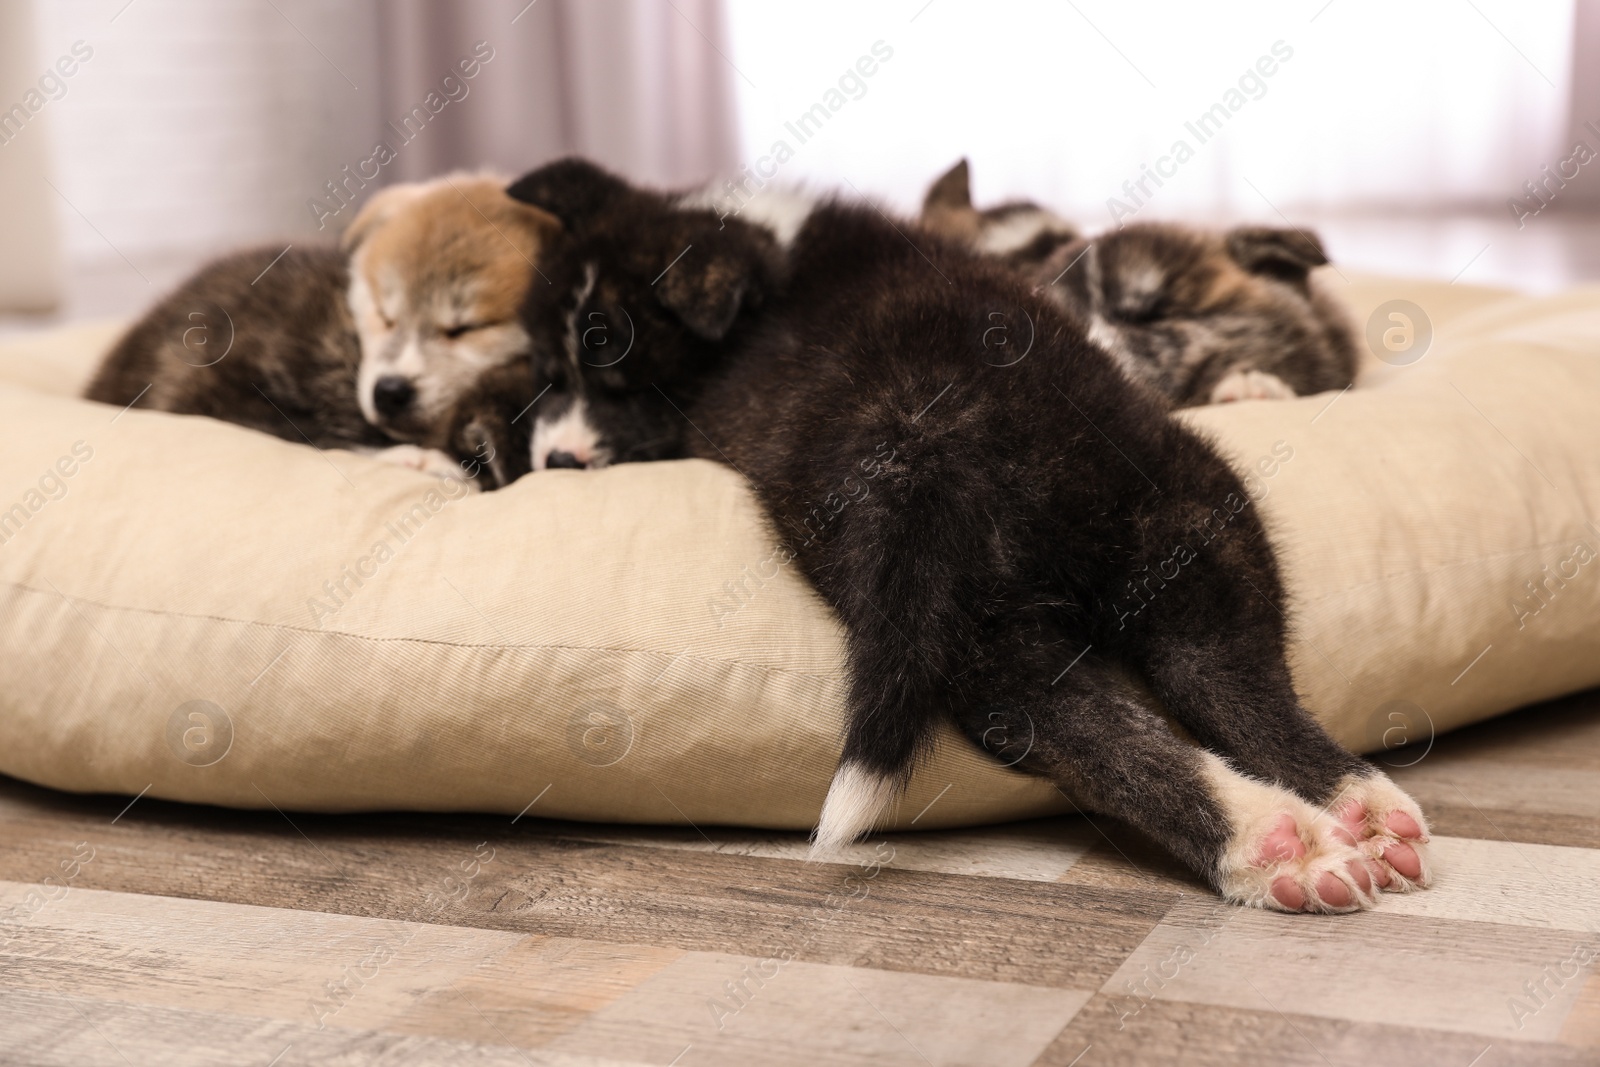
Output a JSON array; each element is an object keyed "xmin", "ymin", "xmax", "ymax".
[
  {"xmin": 510, "ymin": 160, "xmax": 1377, "ymax": 895},
  {"xmin": 445, "ymin": 359, "xmax": 535, "ymax": 489},
  {"xmin": 85, "ymin": 245, "xmax": 528, "ymax": 489},
  {"xmin": 86, "ymin": 246, "xmax": 389, "ymax": 449},
  {"xmin": 920, "ymin": 159, "xmax": 1358, "ymax": 407}
]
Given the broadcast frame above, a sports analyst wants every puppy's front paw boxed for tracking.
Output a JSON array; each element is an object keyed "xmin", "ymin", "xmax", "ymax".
[
  {"xmin": 371, "ymin": 444, "xmax": 475, "ymax": 485},
  {"xmin": 1205, "ymin": 755, "xmax": 1376, "ymax": 914},
  {"xmin": 1210, "ymin": 369, "xmax": 1297, "ymax": 404},
  {"xmin": 1328, "ymin": 772, "xmax": 1432, "ymax": 892}
]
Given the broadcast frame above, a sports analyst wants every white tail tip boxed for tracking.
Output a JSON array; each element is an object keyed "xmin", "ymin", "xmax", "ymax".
[{"xmin": 811, "ymin": 763, "xmax": 899, "ymax": 857}]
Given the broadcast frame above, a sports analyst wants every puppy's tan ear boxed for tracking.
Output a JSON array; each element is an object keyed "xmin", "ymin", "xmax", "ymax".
[
  {"xmin": 922, "ymin": 158, "xmax": 972, "ymax": 213},
  {"xmin": 1225, "ymin": 226, "xmax": 1329, "ymax": 284},
  {"xmin": 341, "ymin": 182, "xmax": 430, "ymax": 253}
]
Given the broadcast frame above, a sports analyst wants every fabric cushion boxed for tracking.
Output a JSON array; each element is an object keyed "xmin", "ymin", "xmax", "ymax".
[{"xmin": 0, "ymin": 274, "xmax": 1596, "ymax": 830}]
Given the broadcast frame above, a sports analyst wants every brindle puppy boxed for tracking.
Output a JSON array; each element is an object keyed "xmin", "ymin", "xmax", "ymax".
[
  {"xmin": 84, "ymin": 244, "xmax": 530, "ymax": 490},
  {"xmin": 920, "ymin": 159, "xmax": 1358, "ymax": 406}
]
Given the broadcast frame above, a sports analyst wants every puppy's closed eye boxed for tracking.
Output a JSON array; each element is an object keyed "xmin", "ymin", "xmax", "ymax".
[
  {"xmin": 1110, "ymin": 294, "xmax": 1167, "ymax": 325},
  {"xmin": 443, "ymin": 322, "xmax": 491, "ymax": 340}
]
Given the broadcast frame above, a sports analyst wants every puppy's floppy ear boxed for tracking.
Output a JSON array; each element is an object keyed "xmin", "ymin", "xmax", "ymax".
[
  {"xmin": 922, "ymin": 158, "xmax": 973, "ymax": 213},
  {"xmin": 341, "ymin": 181, "xmax": 429, "ymax": 253},
  {"xmin": 506, "ymin": 157, "xmax": 631, "ymax": 231},
  {"xmin": 655, "ymin": 235, "xmax": 765, "ymax": 340},
  {"xmin": 1226, "ymin": 226, "xmax": 1329, "ymax": 285}
]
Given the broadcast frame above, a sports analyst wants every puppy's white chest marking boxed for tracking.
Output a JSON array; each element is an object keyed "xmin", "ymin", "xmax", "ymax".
[{"xmin": 564, "ymin": 264, "xmax": 599, "ymax": 374}]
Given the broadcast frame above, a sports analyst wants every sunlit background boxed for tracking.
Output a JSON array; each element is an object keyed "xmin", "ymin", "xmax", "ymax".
[{"xmin": 2, "ymin": 0, "xmax": 1597, "ymax": 329}]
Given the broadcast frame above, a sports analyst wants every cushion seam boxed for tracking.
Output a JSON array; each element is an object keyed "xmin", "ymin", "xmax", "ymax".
[{"xmin": 0, "ymin": 577, "xmax": 839, "ymax": 682}]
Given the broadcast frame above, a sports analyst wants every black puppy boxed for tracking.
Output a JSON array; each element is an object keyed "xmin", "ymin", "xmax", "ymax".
[{"xmin": 509, "ymin": 159, "xmax": 1431, "ymax": 913}]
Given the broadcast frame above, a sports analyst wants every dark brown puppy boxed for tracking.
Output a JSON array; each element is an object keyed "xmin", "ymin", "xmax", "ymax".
[
  {"xmin": 86, "ymin": 245, "xmax": 387, "ymax": 449},
  {"xmin": 920, "ymin": 159, "xmax": 1358, "ymax": 407},
  {"xmin": 510, "ymin": 160, "xmax": 1432, "ymax": 914},
  {"xmin": 85, "ymin": 245, "xmax": 527, "ymax": 489}
]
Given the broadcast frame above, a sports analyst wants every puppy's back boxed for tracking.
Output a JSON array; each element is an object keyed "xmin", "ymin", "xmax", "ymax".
[{"xmin": 86, "ymin": 245, "xmax": 388, "ymax": 449}]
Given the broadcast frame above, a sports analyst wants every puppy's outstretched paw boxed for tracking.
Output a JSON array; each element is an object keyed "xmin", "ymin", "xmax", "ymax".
[
  {"xmin": 1210, "ymin": 369, "xmax": 1297, "ymax": 404},
  {"xmin": 371, "ymin": 444, "xmax": 475, "ymax": 485},
  {"xmin": 1329, "ymin": 773, "xmax": 1432, "ymax": 892},
  {"xmin": 1205, "ymin": 755, "xmax": 1376, "ymax": 914}
]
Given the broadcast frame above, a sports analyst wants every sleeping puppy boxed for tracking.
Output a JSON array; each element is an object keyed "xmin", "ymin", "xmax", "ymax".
[
  {"xmin": 84, "ymin": 173, "xmax": 553, "ymax": 488},
  {"xmin": 920, "ymin": 159, "xmax": 1358, "ymax": 406},
  {"xmin": 341, "ymin": 175, "xmax": 553, "ymax": 447},
  {"xmin": 509, "ymin": 159, "xmax": 1432, "ymax": 915},
  {"xmin": 919, "ymin": 157, "xmax": 1080, "ymax": 272}
]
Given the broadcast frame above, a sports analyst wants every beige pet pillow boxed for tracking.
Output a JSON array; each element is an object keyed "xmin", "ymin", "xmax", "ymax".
[{"xmin": 0, "ymin": 274, "xmax": 1596, "ymax": 830}]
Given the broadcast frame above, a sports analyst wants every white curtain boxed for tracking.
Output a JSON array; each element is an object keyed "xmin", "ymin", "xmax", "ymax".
[
  {"xmin": 0, "ymin": 0, "xmax": 62, "ymax": 311},
  {"xmin": 373, "ymin": 0, "xmax": 739, "ymax": 187},
  {"xmin": 1569, "ymin": 0, "xmax": 1600, "ymax": 209},
  {"xmin": 17, "ymin": 0, "xmax": 739, "ymax": 296},
  {"xmin": 7, "ymin": 0, "xmax": 1590, "ymax": 307},
  {"xmin": 724, "ymin": 0, "xmax": 1579, "ymax": 224}
]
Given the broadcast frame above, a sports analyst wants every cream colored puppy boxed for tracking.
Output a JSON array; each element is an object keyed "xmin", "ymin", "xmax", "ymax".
[{"xmin": 344, "ymin": 173, "xmax": 555, "ymax": 450}]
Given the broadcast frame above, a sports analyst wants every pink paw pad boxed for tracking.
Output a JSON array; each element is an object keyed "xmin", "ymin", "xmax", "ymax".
[
  {"xmin": 1253, "ymin": 813, "xmax": 1307, "ymax": 866},
  {"xmin": 1333, "ymin": 801, "xmax": 1389, "ymax": 887},
  {"xmin": 1315, "ymin": 872, "xmax": 1353, "ymax": 908},
  {"xmin": 1386, "ymin": 811, "xmax": 1423, "ymax": 840},
  {"xmin": 1333, "ymin": 800, "xmax": 1368, "ymax": 845},
  {"xmin": 1383, "ymin": 841, "xmax": 1423, "ymax": 880},
  {"xmin": 1270, "ymin": 876, "xmax": 1306, "ymax": 910}
]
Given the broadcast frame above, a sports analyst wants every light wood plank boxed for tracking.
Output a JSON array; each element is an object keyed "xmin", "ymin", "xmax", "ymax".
[
  {"xmin": 1559, "ymin": 970, "xmax": 1600, "ymax": 1048},
  {"xmin": 550, "ymin": 952, "xmax": 1089, "ymax": 1067},
  {"xmin": 0, "ymin": 987, "xmax": 640, "ymax": 1067},
  {"xmin": 1101, "ymin": 906, "xmax": 1596, "ymax": 1041},
  {"xmin": 1388, "ymin": 761, "xmax": 1600, "ymax": 848},
  {"xmin": 0, "ymin": 786, "xmax": 1175, "ymax": 990},
  {"xmin": 0, "ymin": 879, "xmax": 1087, "ymax": 1067},
  {"xmin": 1034, "ymin": 995, "xmax": 1596, "ymax": 1066},
  {"xmin": 1375, "ymin": 836, "xmax": 1600, "ymax": 931}
]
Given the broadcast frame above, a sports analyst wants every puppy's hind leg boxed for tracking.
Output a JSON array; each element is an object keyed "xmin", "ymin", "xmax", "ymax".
[
  {"xmin": 1123, "ymin": 544, "xmax": 1431, "ymax": 892},
  {"xmin": 955, "ymin": 647, "xmax": 1377, "ymax": 913},
  {"xmin": 1136, "ymin": 633, "xmax": 1432, "ymax": 893}
]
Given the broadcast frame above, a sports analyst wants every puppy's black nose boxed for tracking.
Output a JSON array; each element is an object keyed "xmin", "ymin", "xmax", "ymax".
[
  {"xmin": 545, "ymin": 450, "xmax": 586, "ymax": 469},
  {"xmin": 372, "ymin": 376, "xmax": 416, "ymax": 418}
]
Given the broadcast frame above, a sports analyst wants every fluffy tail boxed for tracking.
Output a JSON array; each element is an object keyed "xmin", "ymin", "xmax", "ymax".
[
  {"xmin": 813, "ymin": 763, "xmax": 902, "ymax": 854},
  {"xmin": 807, "ymin": 451, "xmax": 997, "ymax": 855}
]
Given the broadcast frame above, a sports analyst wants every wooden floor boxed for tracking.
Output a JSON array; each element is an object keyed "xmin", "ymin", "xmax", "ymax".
[{"xmin": 0, "ymin": 692, "xmax": 1596, "ymax": 1066}]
